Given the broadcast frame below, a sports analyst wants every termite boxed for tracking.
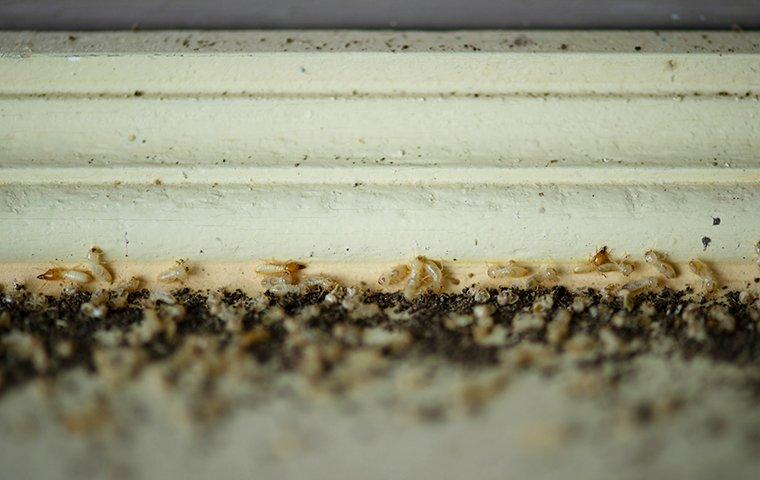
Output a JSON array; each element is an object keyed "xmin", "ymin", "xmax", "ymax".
[
  {"xmin": 619, "ymin": 276, "xmax": 660, "ymax": 310},
  {"xmin": 301, "ymin": 275, "xmax": 339, "ymax": 291},
  {"xmin": 487, "ymin": 260, "xmax": 530, "ymax": 279},
  {"xmin": 423, "ymin": 259, "xmax": 444, "ymax": 292},
  {"xmin": 597, "ymin": 257, "xmax": 634, "ymax": 276},
  {"xmin": 157, "ymin": 259, "xmax": 189, "ymax": 283},
  {"xmin": 83, "ymin": 246, "xmax": 113, "ymax": 283},
  {"xmin": 688, "ymin": 259, "xmax": 717, "ymax": 294},
  {"xmin": 592, "ymin": 247, "xmax": 611, "ymax": 267},
  {"xmin": 269, "ymin": 283, "xmax": 302, "ymax": 296},
  {"xmin": 378, "ymin": 264, "xmax": 410, "ymax": 286},
  {"xmin": 524, "ymin": 266, "xmax": 559, "ymax": 289},
  {"xmin": 403, "ymin": 257, "xmax": 426, "ymax": 300},
  {"xmin": 755, "ymin": 241, "xmax": 760, "ymax": 270},
  {"xmin": 573, "ymin": 247, "xmax": 610, "ymax": 274},
  {"xmin": 109, "ymin": 277, "xmax": 140, "ymax": 309},
  {"xmin": 37, "ymin": 268, "xmax": 92, "ymax": 284},
  {"xmin": 574, "ymin": 247, "xmax": 633, "ymax": 276},
  {"xmin": 255, "ymin": 260, "xmax": 305, "ymax": 284},
  {"xmin": 644, "ymin": 250, "xmax": 676, "ymax": 279},
  {"xmin": 261, "ymin": 275, "xmax": 289, "ymax": 288},
  {"xmin": 113, "ymin": 277, "xmax": 140, "ymax": 294}
]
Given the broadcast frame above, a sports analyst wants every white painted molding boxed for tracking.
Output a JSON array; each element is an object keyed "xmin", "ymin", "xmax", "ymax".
[{"xmin": 0, "ymin": 31, "xmax": 758, "ymax": 264}]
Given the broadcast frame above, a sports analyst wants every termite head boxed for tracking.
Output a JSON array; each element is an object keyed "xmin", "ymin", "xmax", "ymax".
[
  {"xmin": 592, "ymin": 246, "xmax": 610, "ymax": 267},
  {"xmin": 37, "ymin": 268, "xmax": 62, "ymax": 280},
  {"xmin": 284, "ymin": 261, "xmax": 306, "ymax": 274}
]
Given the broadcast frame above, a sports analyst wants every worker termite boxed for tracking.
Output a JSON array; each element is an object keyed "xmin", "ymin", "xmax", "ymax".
[
  {"xmin": 487, "ymin": 261, "xmax": 530, "ymax": 279},
  {"xmin": 377, "ymin": 256, "xmax": 447, "ymax": 299},
  {"xmin": 255, "ymin": 260, "xmax": 305, "ymax": 284},
  {"xmin": 378, "ymin": 265, "xmax": 410, "ymax": 286},
  {"xmin": 113, "ymin": 277, "xmax": 140, "ymax": 294},
  {"xmin": 524, "ymin": 266, "xmax": 559, "ymax": 289},
  {"xmin": 619, "ymin": 276, "xmax": 660, "ymax": 311},
  {"xmin": 688, "ymin": 259, "xmax": 718, "ymax": 294},
  {"xmin": 83, "ymin": 247, "xmax": 112, "ymax": 283},
  {"xmin": 157, "ymin": 259, "xmax": 190, "ymax": 283},
  {"xmin": 598, "ymin": 257, "xmax": 634, "ymax": 276},
  {"xmin": 644, "ymin": 250, "xmax": 676, "ymax": 279},
  {"xmin": 403, "ymin": 257, "xmax": 426, "ymax": 300},
  {"xmin": 109, "ymin": 277, "xmax": 141, "ymax": 309},
  {"xmin": 260, "ymin": 275, "xmax": 289, "ymax": 288},
  {"xmin": 755, "ymin": 240, "xmax": 760, "ymax": 270},
  {"xmin": 37, "ymin": 268, "xmax": 92, "ymax": 284},
  {"xmin": 422, "ymin": 259, "xmax": 444, "ymax": 292},
  {"xmin": 301, "ymin": 275, "xmax": 339, "ymax": 291}
]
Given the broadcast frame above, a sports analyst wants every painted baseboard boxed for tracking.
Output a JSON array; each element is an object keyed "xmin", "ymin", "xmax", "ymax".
[{"xmin": 1, "ymin": 31, "xmax": 758, "ymax": 265}]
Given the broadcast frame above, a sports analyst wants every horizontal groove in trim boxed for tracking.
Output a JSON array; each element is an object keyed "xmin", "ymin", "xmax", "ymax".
[
  {"xmin": 1, "ymin": 166, "xmax": 759, "ymax": 186},
  {"xmin": 0, "ymin": 92, "xmax": 759, "ymax": 101},
  {"xmin": 1, "ymin": 53, "xmax": 759, "ymax": 98}
]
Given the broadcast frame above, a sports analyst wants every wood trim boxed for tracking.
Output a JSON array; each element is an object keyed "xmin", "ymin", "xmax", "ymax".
[{"xmin": 0, "ymin": 31, "xmax": 758, "ymax": 266}]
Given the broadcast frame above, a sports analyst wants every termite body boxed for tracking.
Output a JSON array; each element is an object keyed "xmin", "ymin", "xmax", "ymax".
[
  {"xmin": 619, "ymin": 276, "xmax": 660, "ymax": 310},
  {"xmin": 378, "ymin": 265, "xmax": 410, "ymax": 286},
  {"xmin": 525, "ymin": 266, "xmax": 559, "ymax": 289},
  {"xmin": 688, "ymin": 259, "xmax": 717, "ymax": 294},
  {"xmin": 84, "ymin": 247, "xmax": 113, "ymax": 283},
  {"xmin": 157, "ymin": 259, "xmax": 190, "ymax": 283},
  {"xmin": 487, "ymin": 261, "xmax": 530, "ymax": 279},
  {"xmin": 644, "ymin": 250, "xmax": 676, "ymax": 279}
]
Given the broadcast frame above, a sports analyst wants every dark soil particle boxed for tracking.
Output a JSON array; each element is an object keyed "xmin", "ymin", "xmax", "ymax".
[{"xmin": 0, "ymin": 285, "xmax": 759, "ymax": 396}]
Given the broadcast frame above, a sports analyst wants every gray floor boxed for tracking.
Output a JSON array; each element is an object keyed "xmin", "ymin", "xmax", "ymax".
[{"xmin": 2, "ymin": 351, "xmax": 759, "ymax": 480}]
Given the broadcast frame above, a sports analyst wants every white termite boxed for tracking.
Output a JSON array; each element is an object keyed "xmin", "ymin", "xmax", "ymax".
[
  {"xmin": 644, "ymin": 250, "xmax": 676, "ymax": 279},
  {"xmin": 403, "ymin": 257, "xmax": 426, "ymax": 300},
  {"xmin": 301, "ymin": 275, "xmax": 339, "ymax": 291},
  {"xmin": 260, "ymin": 275, "xmax": 289, "ymax": 288},
  {"xmin": 378, "ymin": 265, "xmax": 410, "ymax": 286},
  {"xmin": 84, "ymin": 246, "xmax": 113, "ymax": 283},
  {"xmin": 157, "ymin": 259, "xmax": 190, "ymax": 283},
  {"xmin": 487, "ymin": 261, "xmax": 530, "ymax": 279},
  {"xmin": 113, "ymin": 277, "xmax": 140, "ymax": 293},
  {"xmin": 619, "ymin": 276, "xmax": 660, "ymax": 311},
  {"xmin": 524, "ymin": 266, "xmax": 559, "ymax": 289},
  {"xmin": 592, "ymin": 260, "xmax": 633, "ymax": 275},
  {"xmin": 688, "ymin": 259, "xmax": 717, "ymax": 294},
  {"xmin": 423, "ymin": 259, "xmax": 444, "ymax": 293}
]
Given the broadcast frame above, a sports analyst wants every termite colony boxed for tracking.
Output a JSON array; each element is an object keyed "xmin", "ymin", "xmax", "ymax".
[
  {"xmin": 2, "ymin": 243, "xmax": 758, "ymax": 432},
  {"xmin": 254, "ymin": 260, "xmax": 342, "ymax": 297},
  {"xmin": 377, "ymin": 256, "xmax": 452, "ymax": 300}
]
